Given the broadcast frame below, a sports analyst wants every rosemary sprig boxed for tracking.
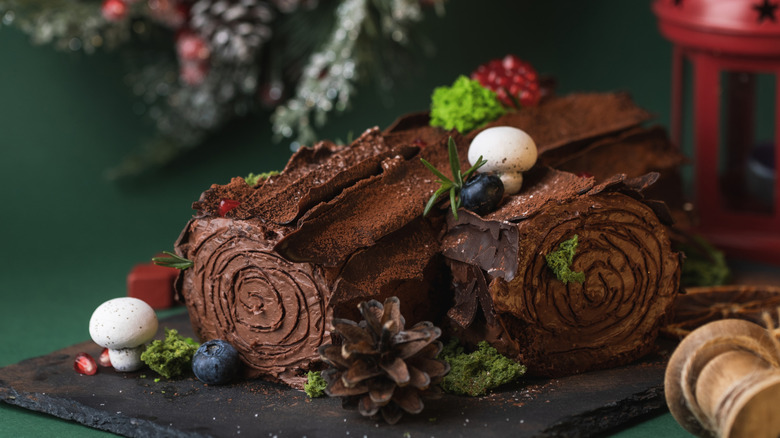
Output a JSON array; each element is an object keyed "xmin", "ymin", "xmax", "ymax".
[
  {"xmin": 152, "ymin": 251, "xmax": 194, "ymax": 270},
  {"xmin": 421, "ymin": 137, "xmax": 486, "ymax": 220}
]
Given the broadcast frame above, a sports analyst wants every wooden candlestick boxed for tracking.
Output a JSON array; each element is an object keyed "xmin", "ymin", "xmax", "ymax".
[{"xmin": 665, "ymin": 319, "xmax": 780, "ymax": 437}]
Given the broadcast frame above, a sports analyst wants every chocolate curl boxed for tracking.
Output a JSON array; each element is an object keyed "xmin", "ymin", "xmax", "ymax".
[
  {"xmin": 175, "ymin": 218, "xmax": 332, "ymax": 388},
  {"xmin": 444, "ymin": 169, "xmax": 680, "ymax": 377}
]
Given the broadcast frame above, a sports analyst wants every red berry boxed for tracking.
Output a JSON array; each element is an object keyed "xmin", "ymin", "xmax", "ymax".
[
  {"xmin": 471, "ymin": 54, "xmax": 541, "ymax": 108},
  {"xmin": 218, "ymin": 199, "xmax": 241, "ymax": 217},
  {"xmin": 74, "ymin": 352, "xmax": 97, "ymax": 375},
  {"xmin": 177, "ymin": 31, "xmax": 210, "ymax": 62},
  {"xmin": 99, "ymin": 348, "xmax": 112, "ymax": 367},
  {"xmin": 101, "ymin": 0, "xmax": 128, "ymax": 22}
]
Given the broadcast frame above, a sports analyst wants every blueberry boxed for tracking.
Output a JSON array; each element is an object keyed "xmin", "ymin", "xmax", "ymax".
[
  {"xmin": 192, "ymin": 340, "xmax": 240, "ymax": 385},
  {"xmin": 460, "ymin": 173, "xmax": 504, "ymax": 215}
]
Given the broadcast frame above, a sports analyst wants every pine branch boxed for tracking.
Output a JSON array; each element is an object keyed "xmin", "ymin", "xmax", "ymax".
[
  {"xmin": 0, "ymin": 0, "xmax": 133, "ymax": 52},
  {"xmin": 270, "ymin": 0, "xmax": 430, "ymax": 148}
]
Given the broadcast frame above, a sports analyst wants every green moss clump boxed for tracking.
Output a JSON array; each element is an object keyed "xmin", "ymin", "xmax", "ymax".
[
  {"xmin": 140, "ymin": 328, "xmax": 199, "ymax": 379},
  {"xmin": 676, "ymin": 235, "xmax": 730, "ymax": 287},
  {"xmin": 429, "ymin": 76, "xmax": 506, "ymax": 133},
  {"xmin": 244, "ymin": 170, "xmax": 280, "ymax": 187},
  {"xmin": 545, "ymin": 234, "xmax": 585, "ymax": 285},
  {"xmin": 304, "ymin": 370, "xmax": 327, "ymax": 398},
  {"xmin": 439, "ymin": 340, "xmax": 526, "ymax": 397}
]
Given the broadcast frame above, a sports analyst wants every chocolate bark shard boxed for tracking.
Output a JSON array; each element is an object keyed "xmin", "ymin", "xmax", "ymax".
[
  {"xmin": 541, "ymin": 125, "xmax": 687, "ymax": 173},
  {"xmin": 470, "ymin": 92, "xmax": 653, "ymax": 154},
  {"xmin": 483, "ymin": 167, "xmax": 595, "ymax": 223},
  {"xmin": 589, "ymin": 172, "xmax": 659, "ymax": 196},
  {"xmin": 246, "ymin": 127, "xmax": 418, "ymax": 225},
  {"xmin": 447, "ymin": 260, "xmax": 496, "ymax": 328},
  {"xmin": 275, "ymin": 133, "xmax": 468, "ymax": 267},
  {"xmin": 546, "ymin": 125, "xmax": 690, "ymax": 225}
]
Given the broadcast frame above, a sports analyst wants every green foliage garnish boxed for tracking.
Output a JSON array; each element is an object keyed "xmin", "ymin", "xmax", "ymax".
[
  {"xmin": 545, "ymin": 235, "xmax": 586, "ymax": 285},
  {"xmin": 439, "ymin": 340, "xmax": 526, "ymax": 397},
  {"xmin": 304, "ymin": 370, "xmax": 327, "ymax": 398},
  {"xmin": 430, "ymin": 76, "xmax": 506, "ymax": 133},
  {"xmin": 152, "ymin": 251, "xmax": 193, "ymax": 270},
  {"xmin": 675, "ymin": 235, "xmax": 730, "ymax": 287},
  {"xmin": 421, "ymin": 137, "xmax": 486, "ymax": 220},
  {"xmin": 140, "ymin": 328, "xmax": 200, "ymax": 379},
  {"xmin": 244, "ymin": 170, "xmax": 280, "ymax": 186}
]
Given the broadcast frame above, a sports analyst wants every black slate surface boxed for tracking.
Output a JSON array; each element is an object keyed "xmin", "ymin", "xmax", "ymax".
[{"xmin": 0, "ymin": 313, "xmax": 669, "ymax": 437}]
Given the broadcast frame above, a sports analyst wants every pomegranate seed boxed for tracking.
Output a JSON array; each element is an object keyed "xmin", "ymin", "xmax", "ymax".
[
  {"xmin": 74, "ymin": 352, "xmax": 97, "ymax": 375},
  {"xmin": 577, "ymin": 172, "xmax": 595, "ymax": 179},
  {"xmin": 218, "ymin": 199, "xmax": 241, "ymax": 217},
  {"xmin": 99, "ymin": 348, "xmax": 112, "ymax": 367},
  {"xmin": 412, "ymin": 138, "xmax": 427, "ymax": 148}
]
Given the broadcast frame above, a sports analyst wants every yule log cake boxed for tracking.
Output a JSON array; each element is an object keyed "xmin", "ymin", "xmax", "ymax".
[{"xmin": 172, "ymin": 91, "xmax": 683, "ymax": 388}]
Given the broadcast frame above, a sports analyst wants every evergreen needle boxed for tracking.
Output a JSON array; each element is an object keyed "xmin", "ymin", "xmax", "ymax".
[
  {"xmin": 152, "ymin": 251, "xmax": 194, "ymax": 270},
  {"xmin": 421, "ymin": 136, "xmax": 487, "ymax": 219}
]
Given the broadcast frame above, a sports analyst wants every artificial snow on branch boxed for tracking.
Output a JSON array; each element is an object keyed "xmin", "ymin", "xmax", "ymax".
[{"xmin": 0, "ymin": 0, "xmax": 442, "ymax": 178}]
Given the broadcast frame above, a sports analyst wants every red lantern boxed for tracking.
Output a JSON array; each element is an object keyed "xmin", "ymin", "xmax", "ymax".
[{"xmin": 654, "ymin": 0, "xmax": 780, "ymax": 264}]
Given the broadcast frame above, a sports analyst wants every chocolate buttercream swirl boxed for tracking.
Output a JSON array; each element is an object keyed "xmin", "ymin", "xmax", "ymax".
[
  {"xmin": 175, "ymin": 218, "xmax": 332, "ymax": 388},
  {"xmin": 489, "ymin": 192, "xmax": 680, "ymax": 376}
]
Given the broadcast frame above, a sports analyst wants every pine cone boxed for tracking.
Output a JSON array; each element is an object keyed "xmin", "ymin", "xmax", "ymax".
[
  {"xmin": 319, "ymin": 297, "xmax": 449, "ymax": 424},
  {"xmin": 189, "ymin": 0, "xmax": 275, "ymax": 64}
]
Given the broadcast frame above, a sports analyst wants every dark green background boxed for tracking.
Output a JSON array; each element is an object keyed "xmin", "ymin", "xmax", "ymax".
[{"xmin": 0, "ymin": 1, "xmax": 692, "ymax": 436}]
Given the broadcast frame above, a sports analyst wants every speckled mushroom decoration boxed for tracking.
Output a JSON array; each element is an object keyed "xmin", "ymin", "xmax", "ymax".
[
  {"xmin": 89, "ymin": 297, "xmax": 159, "ymax": 372},
  {"xmin": 468, "ymin": 126, "xmax": 538, "ymax": 194}
]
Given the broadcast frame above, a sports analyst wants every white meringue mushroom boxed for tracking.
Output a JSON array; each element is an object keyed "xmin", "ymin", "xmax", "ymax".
[
  {"xmin": 468, "ymin": 126, "xmax": 538, "ymax": 195},
  {"xmin": 89, "ymin": 297, "xmax": 158, "ymax": 372}
]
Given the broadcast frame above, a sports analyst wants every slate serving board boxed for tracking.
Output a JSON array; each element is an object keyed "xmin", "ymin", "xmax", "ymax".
[{"xmin": 0, "ymin": 313, "xmax": 669, "ymax": 437}]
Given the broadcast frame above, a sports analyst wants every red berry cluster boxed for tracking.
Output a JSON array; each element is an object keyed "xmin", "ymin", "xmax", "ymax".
[
  {"xmin": 471, "ymin": 54, "xmax": 541, "ymax": 108},
  {"xmin": 101, "ymin": 0, "xmax": 208, "ymax": 85},
  {"xmin": 176, "ymin": 30, "xmax": 211, "ymax": 85}
]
